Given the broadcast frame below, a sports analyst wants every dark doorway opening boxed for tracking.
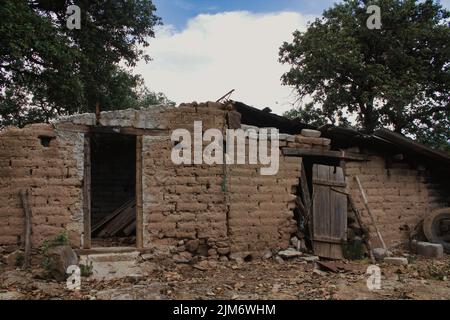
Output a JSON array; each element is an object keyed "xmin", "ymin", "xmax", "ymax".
[{"xmin": 90, "ymin": 133, "xmax": 137, "ymax": 247}]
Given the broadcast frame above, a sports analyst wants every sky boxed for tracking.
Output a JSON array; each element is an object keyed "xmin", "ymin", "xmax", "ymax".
[{"xmin": 135, "ymin": 0, "xmax": 450, "ymax": 115}]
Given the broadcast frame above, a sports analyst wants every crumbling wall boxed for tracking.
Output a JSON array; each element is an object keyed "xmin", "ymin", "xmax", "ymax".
[
  {"xmin": 0, "ymin": 102, "xmax": 330, "ymax": 259},
  {"xmin": 142, "ymin": 103, "xmax": 228, "ymax": 257},
  {"xmin": 345, "ymin": 154, "xmax": 450, "ymax": 248},
  {"xmin": 226, "ymin": 152, "xmax": 300, "ymax": 256},
  {"xmin": 0, "ymin": 124, "xmax": 84, "ymax": 247}
]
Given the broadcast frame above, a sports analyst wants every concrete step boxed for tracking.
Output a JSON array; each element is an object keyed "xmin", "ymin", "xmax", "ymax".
[{"xmin": 78, "ymin": 251, "xmax": 142, "ymax": 281}]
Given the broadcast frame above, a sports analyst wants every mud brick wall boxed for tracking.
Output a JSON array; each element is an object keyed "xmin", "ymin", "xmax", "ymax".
[
  {"xmin": 345, "ymin": 155, "xmax": 450, "ymax": 248},
  {"xmin": 226, "ymin": 149, "xmax": 300, "ymax": 256},
  {"xmin": 0, "ymin": 124, "xmax": 84, "ymax": 247},
  {"xmin": 142, "ymin": 102, "xmax": 229, "ymax": 257}
]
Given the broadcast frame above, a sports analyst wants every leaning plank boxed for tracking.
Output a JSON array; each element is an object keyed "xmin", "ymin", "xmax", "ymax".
[
  {"xmin": 123, "ymin": 220, "xmax": 136, "ymax": 236},
  {"xmin": 97, "ymin": 202, "xmax": 136, "ymax": 237},
  {"xmin": 92, "ymin": 199, "xmax": 134, "ymax": 233},
  {"xmin": 355, "ymin": 176, "xmax": 387, "ymax": 250},
  {"xmin": 299, "ymin": 163, "xmax": 311, "ymax": 212},
  {"xmin": 19, "ymin": 189, "xmax": 32, "ymax": 268},
  {"xmin": 347, "ymin": 193, "xmax": 376, "ymax": 263}
]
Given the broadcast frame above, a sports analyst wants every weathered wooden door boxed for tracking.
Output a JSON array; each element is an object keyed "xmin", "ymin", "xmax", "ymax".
[{"xmin": 312, "ymin": 164, "xmax": 347, "ymax": 259}]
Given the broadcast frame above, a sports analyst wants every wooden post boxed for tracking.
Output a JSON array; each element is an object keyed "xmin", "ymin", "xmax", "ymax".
[
  {"xmin": 19, "ymin": 189, "xmax": 32, "ymax": 268},
  {"xmin": 355, "ymin": 176, "xmax": 387, "ymax": 250},
  {"xmin": 136, "ymin": 135, "xmax": 144, "ymax": 249},
  {"xmin": 83, "ymin": 134, "xmax": 91, "ymax": 249}
]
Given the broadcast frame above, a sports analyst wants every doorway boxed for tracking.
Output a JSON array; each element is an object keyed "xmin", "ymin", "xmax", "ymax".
[{"xmin": 88, "ymin": 133, "xmax": 137, "ymax": 247}]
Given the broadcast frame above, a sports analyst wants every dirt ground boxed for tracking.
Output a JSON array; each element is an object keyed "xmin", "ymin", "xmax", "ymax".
[{"xmin": 1, "ymin": 253, "xmax": 450, "ymax": 300}]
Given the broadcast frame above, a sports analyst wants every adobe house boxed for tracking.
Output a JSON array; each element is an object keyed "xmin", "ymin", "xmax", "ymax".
[{"xmin": 0, "ymin": 101, "xmax": 449, "ymax": 259}]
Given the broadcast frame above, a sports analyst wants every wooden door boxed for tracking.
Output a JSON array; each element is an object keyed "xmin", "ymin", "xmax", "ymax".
[{"xmin": 312, "ymin": 164, "xmax": 347, "ymax": 259}]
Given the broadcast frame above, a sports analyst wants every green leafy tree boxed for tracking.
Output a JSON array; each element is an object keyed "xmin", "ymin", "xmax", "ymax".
[
  {"xmin": 279, "ymin": 0, "xmax": 450, "ymax": 151},
  {"xmin": 0, "ymin": 0, "xmax": 170, "ymax": 127}
]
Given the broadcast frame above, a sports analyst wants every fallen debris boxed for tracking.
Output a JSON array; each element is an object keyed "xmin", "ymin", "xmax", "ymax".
[
  {"xmin": 384, "ymin": 257, "xmax": 408, "ymax": 266},
  {"xmin": 47, "ymin": 245, "xmax": 78, "ymax": 281},
  {"xmin": 278, "ymin": 248, "xmax": 302, "ymax": 259},
  {"xmin": 372, "ymin": 248, "xmax": 392, "ymax": 261},
  {"xmin": 414, "ymin": 241, "xmax": 444, "ymax": 259}
]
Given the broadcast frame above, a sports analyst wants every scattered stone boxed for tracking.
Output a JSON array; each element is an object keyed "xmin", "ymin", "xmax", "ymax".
[
  {"xmin": 372, "ymin": 248, "xmax": 391, "ymax": 261},
  {"xmin": 173, "ymin": 251, "xmax": 192, "ymax": 264},
  {"xmin": 219, "ymin": 256, "xmax": 229, "ymax": 262},
  {"xmin": 47, "ymin": 245, "xmax": 78, "ymax": 282},
  {"xmin": 274, "ymin": 256, "xmax": 284, "ymax": 264},
  {"xmin": 384, "ymin": 257, "xmax": 408, "ymax": 266},
  {"xmin": 272, "ymin": 283, "xmax": 281, "ymax": 293},
  {"xmin": 3, "ymin": 250, "xmax": 24, "ymax": 267},
  {"xmin": 262, "ymin": 250, "xmax": 272, "ymax": 260},
  {"xmin": 185, "ymin": 239, "xmax": 199, "ymax": 253},
  {"xmin": 300, "ymin": 255, "xmax": 320, "ymax": 262},
  {"xmin": 141, "ymin": 253, "xmax": 153, "ymax": 261},
  {"xmin": 312, "ymin": 268, "xmax": 327, "ymax": 277},
  {"xmin": 301, "ymin": 129, "xmax": 321, "ymax": 138},
  {"xmin": 278, "ymin": 248, "xmax": 302, "ymax": 259},
  {"xmin": 193, "ymin": 260, "xmax": 209, "ymax": 271},
  {"xmin": 416, "ymin": 241, "xmax": 444, "ymax": 259}
]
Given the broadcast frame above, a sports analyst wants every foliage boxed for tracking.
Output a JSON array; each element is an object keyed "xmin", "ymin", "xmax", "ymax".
[
  {"xmin": 15, "ymin": 252, "xmax": 25, "ymax": 267},
  {"xmin": 40, "ymin": 231, "xmax": 69, "ymax": 254},
  {"xmin": 279, "ymin": 0, "xmax": 450, "ymax": 151},
  {"xmin": 0, "ymin": 0, "xmax": 170, "ymax": 127},
  {"xmin": 79, "ymin": 261, "xmax": 94, "ymax": 277}
]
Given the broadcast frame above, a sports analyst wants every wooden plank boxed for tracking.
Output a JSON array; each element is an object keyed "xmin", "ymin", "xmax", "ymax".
[
  {"xmin": 299, "ymin": 162, "xmax": 311, "ymax": 213},
  {"xmin": 355, "ymin": 176, "xmax": 387, "ymax": 250},
  {"xmin": 19, "ymin": 189, "xmax": 32, "ymax": 268},
  {"xmin": 91, "ymin": 199, "xmax": 134, "ymax": 233},
  {"xmin": 282, "ymin": 148, "xmax": 368, "ymax": 161},
  {"xmin": 312, "ymin": 179, "xmax": 347, "ymax": 187},
  {"xmin": 136, "ymin": 135, "xmax": 144, "ymax": 249},
  {"xmin": 312, "ymin": 164, "xmax": 347, "ymax": 259},
  {"xmin": 83, "ymin": 134, "xmax": 91, "ymax": 249},
  {"xmin": 98, "ymin": 203, "xmax": 136, "ymax": 237}
]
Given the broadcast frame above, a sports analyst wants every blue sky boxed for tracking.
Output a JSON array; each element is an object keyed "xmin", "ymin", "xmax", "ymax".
[
  {"xmin": 153, "ymin": 0, "xmax": 338, "ymax": 29},
  {"xmin": 141, "ymin": 1, "xmax": 450, "ymax": 113}
]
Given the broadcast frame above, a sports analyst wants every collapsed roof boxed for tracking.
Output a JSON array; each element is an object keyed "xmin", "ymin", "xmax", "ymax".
[{"xmin": 231, "ymin": 100, "xmax": 450, "ymax": 173}]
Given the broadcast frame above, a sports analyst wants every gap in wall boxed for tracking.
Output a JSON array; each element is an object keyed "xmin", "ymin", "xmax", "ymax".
[{"xmin": 90, "ymin": 133, "xmax": 136, "ymax": 247}]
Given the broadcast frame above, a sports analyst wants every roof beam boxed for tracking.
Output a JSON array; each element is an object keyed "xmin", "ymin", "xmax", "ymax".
[{"xmin": 282, "ymin": 148, "xmax": 368, "ymax": 161}]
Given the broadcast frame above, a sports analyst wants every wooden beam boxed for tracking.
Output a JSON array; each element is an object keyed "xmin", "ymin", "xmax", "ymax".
[
  {"xmin": 136, "ymin": 135, "xmax": 144, "ymax": 249},
  {"xmin": 55, "ymin": 123, "xmax": 168, "ymax": 136},
  {"xmin": 282, "ymin": 148, "xmax": 368, "ymax": 161},
  {"xmin": 19, "ymin": 189, "xmax": 32, "ymax": 268},
  {"xmin": 83, "ymin": 134, "xmax": 91, "ymax": 249}
]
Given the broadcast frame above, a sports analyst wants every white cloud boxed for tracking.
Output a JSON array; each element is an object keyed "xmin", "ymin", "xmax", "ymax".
[{"xmin": 134, "ymin": 11, "xmax": 316, "ymax": 115}]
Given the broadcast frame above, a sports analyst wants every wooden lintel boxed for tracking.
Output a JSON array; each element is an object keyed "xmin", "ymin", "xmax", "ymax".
[
  {"xmin": 282, "ymin": 148, "xmax": 368, "ymax": 161},
  {"xmin": 55, "ymin": 123, "xmax": 168, "ymax": 136}
]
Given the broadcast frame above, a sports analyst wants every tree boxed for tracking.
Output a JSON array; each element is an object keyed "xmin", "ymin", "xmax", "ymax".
[
  {"xmin": 279, "ymin": 0, "xmax": 450, "ymax": 151},
  {"xmin": 0, "ymin": 0, "xmax": 170, "ymax": 127}
]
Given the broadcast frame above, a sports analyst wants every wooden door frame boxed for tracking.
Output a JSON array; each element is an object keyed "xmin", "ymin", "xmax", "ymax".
[
  {"xmin": 136, "ymin": 135, "xmax": 143, "ymax": 249},
  {"xmin": 83, "ymin": 134, "xmax": 91, "ymax": 249},
  {"xmin": 82, "ymin": 132, "xmax": 144, "ymax": 249}
]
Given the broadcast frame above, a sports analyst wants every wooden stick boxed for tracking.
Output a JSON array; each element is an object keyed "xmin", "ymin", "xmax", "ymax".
[
  {"xmin": 355, "ymin": 176, "xmax": 387, "ymax": 250},
  {"xmin": 19, "ymin": 189, "xmax": 32, "ymax": 268},
  {"xmin": 347, "ymin": 192, "xmax": 376, "ymax": 263}
]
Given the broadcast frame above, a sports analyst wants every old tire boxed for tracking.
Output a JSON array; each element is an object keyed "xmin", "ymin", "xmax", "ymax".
[{"xmin": 423, "ymin": 207, "xmax": 450, "ymax": 253}]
